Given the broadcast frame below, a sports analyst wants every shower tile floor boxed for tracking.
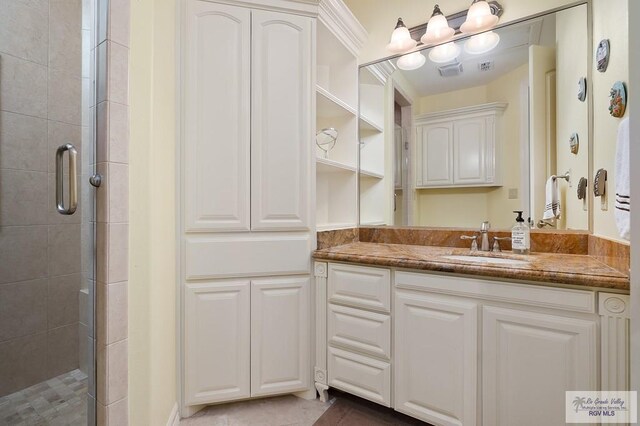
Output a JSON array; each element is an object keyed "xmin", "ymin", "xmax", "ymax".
[{"xmin": 0, "ymin": 370, "xmax": 88, "ymax": 426}]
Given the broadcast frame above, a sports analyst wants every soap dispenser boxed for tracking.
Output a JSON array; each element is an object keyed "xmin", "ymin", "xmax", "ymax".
[{"xmin": 511, "ymin": 211, "xmax": 530, "ymax": 254}]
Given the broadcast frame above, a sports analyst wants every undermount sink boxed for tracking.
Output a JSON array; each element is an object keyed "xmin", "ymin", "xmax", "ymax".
[{"xmin": 442, "ymin": 255, "xmax": 530, "ymax": 267}]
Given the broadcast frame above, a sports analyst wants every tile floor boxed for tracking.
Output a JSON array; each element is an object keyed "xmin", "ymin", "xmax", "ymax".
[
  {"xmin": 0, "ymin": 369, "xmax": 88, "ymax": 426},
  {"xmin": 179, "ymin": 394, "xmax": 334, "ymax": 426}
]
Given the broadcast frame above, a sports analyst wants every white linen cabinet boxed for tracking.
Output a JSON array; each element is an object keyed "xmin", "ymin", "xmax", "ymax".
[
  {"xmin": 180, "ymin": 0, "xmax": 317, "ymax": 413},
  {"xmin": 415, "ymin": 102, "xmax": 507, "ymax": 188}
]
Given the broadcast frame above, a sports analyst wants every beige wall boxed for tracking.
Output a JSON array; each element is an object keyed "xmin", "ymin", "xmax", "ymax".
[
  {"xmin": 414, "ymin": 64, "xmax": 528, "ymax": 229},
  {"xmin": 528, "ymin": 45, "xmax": 556, "ymax": 225},
  {"xmin": 417, "ymin": 85, "xmax": 487, "ymax": 115},
  {"xmin": 592, "ymin": 0, "xmax": 629, "ymax": 241},
  {"xmin": 486, "ymin": 64, "xmax": 529, "ymax": 227},
  {"xmin": 343, "ymin": 0, "xmax": 581, "ymax": 64},
  {"xmin": 555, "ymin": 6, "xmax": 589, "ymax": 230},
  {"xmin": 129, "ymin": 0, "xmax": 177, "ymax": 424}
]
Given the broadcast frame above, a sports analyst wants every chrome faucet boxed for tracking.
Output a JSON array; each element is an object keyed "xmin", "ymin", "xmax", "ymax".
[
  {"xmin": 492, "ymin": 236, "xmax": 512, "ymax": 252},
  {"xmin": 460, "ymin": 221, "xmax": 492, "ymax": 252},
  {"xmin": 460, "ymin": 234, "xmax": 479, "ymax": 251},
  {"xmin": 479, "ymin": 221, "xmax": 491, "ymax": 251}
]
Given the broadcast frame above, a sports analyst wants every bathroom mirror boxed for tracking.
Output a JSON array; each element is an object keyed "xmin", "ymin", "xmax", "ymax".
[{"xmin": 358, "ymin": 3, "xmax": 590, "ymax": 231}]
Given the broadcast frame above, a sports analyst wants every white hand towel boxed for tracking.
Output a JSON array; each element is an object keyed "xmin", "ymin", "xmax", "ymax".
[
  {"xmin": 615, "ymin": 117, "xmax": 630, "ymax": 240},
  {"xmin": 543, "ymin": 176, "xmax": 561, "ymax": 220}
]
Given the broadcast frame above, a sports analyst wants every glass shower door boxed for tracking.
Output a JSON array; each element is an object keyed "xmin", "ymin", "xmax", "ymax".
[{"xmin": 0, "ymin": 1, "xmax": 97, "ymax": 424}]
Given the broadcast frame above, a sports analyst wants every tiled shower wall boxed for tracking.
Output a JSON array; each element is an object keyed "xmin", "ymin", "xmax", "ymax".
[
  {"xmin": 95, "ymin": 0, "xmax": 130, "ymax": 423},
  {"xmin": 0, "ymin": 0, "xmax": 93, "ymax": 397}
]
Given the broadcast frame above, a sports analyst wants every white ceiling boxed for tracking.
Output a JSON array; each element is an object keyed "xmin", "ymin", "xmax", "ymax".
[{"xmin": 386, "ymin": 14, "xmax": 556, "ymax": 97}]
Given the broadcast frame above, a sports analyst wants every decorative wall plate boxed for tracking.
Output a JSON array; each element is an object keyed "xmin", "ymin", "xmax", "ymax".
[
  {"xmin": 596, "ymin": 39, "xmax": 610, "ymax": 72},
  {"xmin": 577, "ymin": 77, "xmax": 587, "ymax": 101},
  {"xmin": 577, "ymin": 177, "xmax": 587, "ymax": 200},
  {"xmin": 569, "ymin": 133, "xmax": 579, "ymax": 154},
  {"xmin": 594, "ymin": 168, "xmax": 607, "ymax": 197},
  {"xmin": 609, "ymin": 81, "xmax": 626, "ymax": 118}
]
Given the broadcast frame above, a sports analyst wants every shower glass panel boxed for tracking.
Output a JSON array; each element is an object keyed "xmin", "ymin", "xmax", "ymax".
[{"xmin": 0, "ymin": 0, "xmax": 97, "ymax": 424}]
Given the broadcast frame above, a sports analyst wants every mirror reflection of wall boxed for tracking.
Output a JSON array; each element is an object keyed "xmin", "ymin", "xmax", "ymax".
[{"xmin": 358, "ymin": 4, "xmax": 590, "ymax": 231}]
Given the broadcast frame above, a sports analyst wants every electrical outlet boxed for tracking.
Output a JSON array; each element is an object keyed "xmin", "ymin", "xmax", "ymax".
[{"xmin": 508, "ymin": 188, "xmax": 518, "ymax": 199}]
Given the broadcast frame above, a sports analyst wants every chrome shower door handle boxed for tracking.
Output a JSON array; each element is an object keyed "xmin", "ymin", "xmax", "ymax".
[{"xmin": 56, "ymin": 143, "xmax": 78, "ymax": 215}]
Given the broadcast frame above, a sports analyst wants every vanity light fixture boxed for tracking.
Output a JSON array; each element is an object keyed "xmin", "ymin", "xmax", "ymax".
[
  {"xmin": 428, "ymin": 42, "xmax": 461, "ymax": 63},
  {"xmin": 397, "ymin": 51, "xmax": 427, "ymax": 70},
  {"xmin": 421, "ymin": 4, "xmax": 455, "ymax": 46},
  {"xmin": 387, "ymin": 18, "xmax": 417, "ymax": 54},
  {"xmin": 464, "ymin": 30, "xmax": 500, "ymax": 54},
  {"xmin": 460, "ymin": 0, "xmax": 499, "ymax": 34}
]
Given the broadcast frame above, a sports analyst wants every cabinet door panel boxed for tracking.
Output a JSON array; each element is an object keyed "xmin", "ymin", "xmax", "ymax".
[
  {"xmin": 185, "ymin": 233, "xmax": 311, "ymax": 279},
  {"xmin": 251, "ymin": 277, "xmax": 310, "ymax": 396},
  {"xmin": 416, "ymin": 123, "xmax": 454, "ymax": 187},
  {"xmin": 454, "ymin": 118, "xmax": 486, "ymax": 184},
  {"xmin": 395, "ymin": 291, "xmax": 478, "ymax": 426},
  {"xmin": 328, "ymin": 303, "xmax": 391, "ymax": 359},
  {"xmin": 328, "ymin": 346, "xmax": 391, "ymax": 407},
  {"xmin": 184, "ymin": 1, "xmax": 250, "ymax": 231},
  {"xmin": 328, "ymin": 263, "xmax": 391, "ymax": 312},
  {"xmin": 483, "ymin": 306, "xmax": 597, "ymax": 426},
  {"xmin": 251, "ymin": 10, "xmax": 312, "ymax": 230},
  {"xmin": 184, "ymin": 281, "xmax": 250, "ymax": 404}
]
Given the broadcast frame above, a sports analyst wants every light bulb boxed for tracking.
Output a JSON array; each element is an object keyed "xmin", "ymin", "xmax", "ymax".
[
  {"xmin": 464, "ymin": 31, "xmax": 500, "ymax": 54},
  {"xmin": 460, "ymin": 0, "xmax": 499, "ymax": 34},
  {"xmin": 428, "ymin": 42, "xmax": 461, "ymax": 64},
  {"xmin": 421, "ymin": 5, "xmax": 454, "ymax": 46},
  {"xmin": 387, "ymin": 18, "xmax": 417, "ymax": 54},
  {"xmin": 397, "ymin": 51, "xmax": 426, "ymax": 70}
]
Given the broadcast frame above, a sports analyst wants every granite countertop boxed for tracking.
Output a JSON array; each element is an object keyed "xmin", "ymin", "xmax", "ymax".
[{"xmin": 313, "ymin": 242, "xmax": 630, "ymax": 291}]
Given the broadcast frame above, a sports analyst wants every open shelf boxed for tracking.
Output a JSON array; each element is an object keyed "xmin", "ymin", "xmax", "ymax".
[
  {"xmin": 317, "ymin": 157, "xmax": 357, "ymax": 174},
  {"xmin": 317, "ymin": 171, "xmax": 357, "ymax": 231},
  {"xmin": 317, "ymin": 21, "xmax": 358, "ymax": 109},
  {"xmin": 360, "ymin": 169, "xmax": 384, "ymax": 179},
  {"xmin": 360, "ymin": 176, "xmax": 387, "ymax": 226},
  {"xmin": 316, "ymin": 17, "xmax": 360, "ymax": 232},
  {"xmin": 359, "ymin": 116, "xmax": 383, "ymax": 133},
  {"xmin": 317, "ymin": 86, "xmax": 357, "ymax": 118}
]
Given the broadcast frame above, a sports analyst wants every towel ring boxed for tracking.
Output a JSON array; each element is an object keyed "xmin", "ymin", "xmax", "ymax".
[
  {"xmin": 552, "ymin": 171, "xmax": 571, "ymax": 184},
  {"xmin": 552, "ymin": 171, "xmax": 570, "ymax": 181}
]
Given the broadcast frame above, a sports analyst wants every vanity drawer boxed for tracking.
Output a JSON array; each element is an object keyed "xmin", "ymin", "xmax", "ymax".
[
  {"xmin": 328, "ymin": 303, "xmax": 391, "ymax": 359},
  {"xmin": 328, "ymin": 263, "xmax": 391, "ymax": 312},
  {"xmin": 328, "ymin": 346, "xmax": 391, "ymax": 407},
  {"xmin": 395, "ymin": 271, "xmax": 596, "ymax": 314}
]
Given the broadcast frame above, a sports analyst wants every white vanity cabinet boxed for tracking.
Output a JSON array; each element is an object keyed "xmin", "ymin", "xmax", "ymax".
[
  {"xmin": 482, "ymin": 306, "xmax": 597, "ymax": 426},
  {"xmin": 415, "ymin": 103, "xmax": 507, "ymax": 188},
  {"xmin": 180, "ymin": 0, "xmax": 316, "ymax": 412},
  {"xmin": 314, "ymin": 262, "xmax": 629, "ymax": 426},
  {"xmin": 394, "ymin": 290, "xmax": 479, "ymax": 426},
  {"xmin": 395, "ymin": 271, "xmax": 599, "ymax": 426},
  {"xmin": 325, "ymin": 263, "xmax": 392, "ymax": 406}
]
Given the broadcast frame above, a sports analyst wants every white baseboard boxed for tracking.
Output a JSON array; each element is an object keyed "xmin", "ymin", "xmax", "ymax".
[{"xmin": 167, "ymin": 403, "xmax": 180, "ymax": 426}]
